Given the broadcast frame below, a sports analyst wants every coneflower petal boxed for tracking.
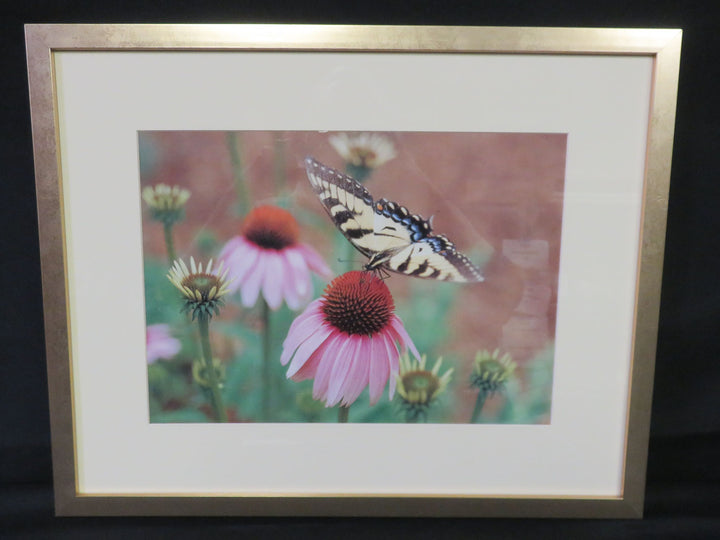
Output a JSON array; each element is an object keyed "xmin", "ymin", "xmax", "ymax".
[
  {"xmin": 368, "ymin": 335, "xmax": 388, "ymax": 405},
  {"xmin": 281, "ymin": 311, "xmax": 325, "ymax": 366},
  {"xmin": 283, "ymin": 248, "xmax": 311, "ymax": 297},
  {"xmin": 291, "ymin": 334, "xmax": 333, "ymax": 382},
  {"xmin": 312, "ymin": 333, "xmax": 344, "ymax": 402},
  {"xmin": 381, "ymin": 332, "xmax": 400, "ymax": 400},
  {"xmin": 286, "ymin": 325, "xmax": 333, "ymax": 378},
  {"xmin": 325, "ymin": 337, "xmax": 357, "ymax": 407},
  {"xmin": 390, "ymin": 316, "xmax": 421, "ymax": 361},
  {"xmin": 280, "ymin": 254, "xmax": 302, "ymax": 310},
  {"xmin": 342, "ymin": 336, "xmax": 372, "ymax": 406},
  {"xmin": 240, "ymin": 261, "xmax": 265, "ymax": 308},
  {"xmin": 261, "ymin": 252, "xmax": 284, "ymax": 310}
]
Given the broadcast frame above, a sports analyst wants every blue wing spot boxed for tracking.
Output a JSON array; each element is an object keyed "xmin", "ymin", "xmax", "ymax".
[{"xmin": 423, "ymin": 237, "xmax": 451, "ymax": 252}]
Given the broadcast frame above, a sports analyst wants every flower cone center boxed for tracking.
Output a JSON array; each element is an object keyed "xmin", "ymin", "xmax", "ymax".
[
  {"xmin": 402, "ymin": 371, "xmax": 440, "ymax": 401},
  {"xmin": 402, "ymin": 371, "xmax": 439, "ymax": 396},
  {"xmin": 350, "ymin": 147, "xmax": 377, "ymax": 167},
  {"xmin": 322, "ymin": 271, "xmax": 394, "ymax": 335},
  {"xmin": 182, "ymin": 273, "xmax": 222, "ymax": 300},
  {"xmin": 478, "ymin": 360, "xmax": 504, "ymax": 377},
  {"xmin": 243, "ymin": 205, "xmax": 299, "ymax": 250}
]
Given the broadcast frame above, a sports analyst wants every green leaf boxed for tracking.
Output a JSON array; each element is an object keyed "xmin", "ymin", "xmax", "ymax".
[{"xmin": 144, "ymin": 258, "xmax": 184, "ymax": 325}]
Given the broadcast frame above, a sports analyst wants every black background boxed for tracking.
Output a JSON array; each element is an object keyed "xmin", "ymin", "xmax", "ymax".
[{"xmin": 2, "ymin": 1, "xmax": 719, "ymax": 538}]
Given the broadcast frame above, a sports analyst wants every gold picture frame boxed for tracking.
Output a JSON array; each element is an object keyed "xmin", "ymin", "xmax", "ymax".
[{"xmin": 25, "ymin": 24, "xmax": 681, "ymax": 517}]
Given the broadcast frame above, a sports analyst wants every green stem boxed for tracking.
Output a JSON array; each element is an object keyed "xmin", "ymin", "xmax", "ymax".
[
  {"xmin": 261, "ymin": 299, "xmax": 271, "ymax": 422},
  {"xmin": 343, "ymin": 240, "xmax": 355, "ymax": 274},
  {"xmin": 197, "ymin": 315, "xmax": 228, "ymax": 423},
  {"xmin": 162, "ymin": 222, "xmax": 176, "ymax": 266},
  {"xmin": 338, "ymin": 405, "xmax": 350, "ymax": 423},
  {"xmin": 346, "ymin": 163, "xmax": 372, "ymax": 183},
  {"xmin": 470, "ymin": 390, "xmax": 488, "ymax": 423},
  {"xmin": 226, "ymin": 132, "xmax": 250, "ymax": 217},
  {"xmin": 273, "ymin": 132, "xmax": 286, "ymax": 194}
]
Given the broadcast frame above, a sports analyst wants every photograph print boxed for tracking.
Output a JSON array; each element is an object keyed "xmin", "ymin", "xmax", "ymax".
[{"xmin": 140, "ymin": 131, "xmax": 566, "ymax": 424}]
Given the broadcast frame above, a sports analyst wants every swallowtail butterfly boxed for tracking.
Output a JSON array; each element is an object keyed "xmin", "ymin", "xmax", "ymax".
[{"xmin": 305, "ymin": 156, "xmax": 484, "ymax": 282}]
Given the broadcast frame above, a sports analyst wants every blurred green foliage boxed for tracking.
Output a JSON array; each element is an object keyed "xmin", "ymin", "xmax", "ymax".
[
  {"xmin": 145, "ymin": 246, "xmax": 555, "ymax": 424},
  {"xmin": 145, "ymin": 241, "xmax": 554, "ymax": 424},
  {"xmin": 498, "ymin": 345, "xmax": 555, "ymax": 424},
  {"xmin": 397, "ymin": 280, "xmax": 458, "ymax": 357},
  {"xmin": 144, "ymin": 259, "xmax": 184, "ymax": 327}
]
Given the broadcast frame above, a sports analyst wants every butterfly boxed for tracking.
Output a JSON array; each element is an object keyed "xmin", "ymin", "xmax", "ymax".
[{"xmin": 304, "ymin": 156, "xmax": 484, "ymax": 282}]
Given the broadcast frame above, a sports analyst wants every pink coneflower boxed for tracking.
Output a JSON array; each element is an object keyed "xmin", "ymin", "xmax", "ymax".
[
  {"xmin": 219, "ymin": 205, "xmax": 332, "ymax": 311},
  {"xmin": 146, "ymin": 324, "xmax": 181, "ymax": 364},
  {"xmin": 281, "ymin": 271, "xmax": 420, "ymax": 408}
]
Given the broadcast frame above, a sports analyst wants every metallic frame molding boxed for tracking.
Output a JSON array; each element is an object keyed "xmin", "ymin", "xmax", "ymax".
[{"xmin": 25, "ymin": 23, "xmax": 681, "ymax": 518}]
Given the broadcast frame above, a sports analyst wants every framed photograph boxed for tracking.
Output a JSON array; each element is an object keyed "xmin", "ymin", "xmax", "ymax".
[{"xmin": 25, "ymin": 24, "xmax": 681, "ymax": 517}]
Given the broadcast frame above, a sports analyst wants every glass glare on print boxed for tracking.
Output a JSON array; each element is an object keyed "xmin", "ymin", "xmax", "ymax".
[{"xmin": 139, "ymin": 131, "xmax": 567, "ymax": 425}]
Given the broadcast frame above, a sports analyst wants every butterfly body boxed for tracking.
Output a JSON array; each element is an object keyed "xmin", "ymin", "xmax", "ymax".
[{"xmin": 305, "ymin": 156, "xmax": 484, "ymax": 283}]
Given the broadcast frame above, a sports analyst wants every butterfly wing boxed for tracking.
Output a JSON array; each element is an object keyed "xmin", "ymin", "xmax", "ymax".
[
  {"xmin": 370, "ymin": 198, "xmax": 482, "ymax": 282},
  {"xmin": 384, "ymin": 234, "xmax": 485, "ymax": 282},
  {"xmin": 305, "ymin": 156, "xmax": 484, "ymax": 283},
  {"xmin": 372, "ymin": 198, "xmax": 432, "ymax": 252},
  {"xmin": 305, "ymin": 156, "xmax": 379, "ymax": 257}
]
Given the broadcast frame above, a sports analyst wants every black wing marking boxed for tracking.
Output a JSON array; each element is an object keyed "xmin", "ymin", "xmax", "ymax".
[
  {"xmin": 373, "ymin": 198, "xmax": 433, "ymax": 244},
  {"xmin": 386, "ymin": 234, "xmax": 485, "ymax": 282},
  {"xmin": 305, "ymin": 156, "xmax": 376, "ymax": 257}
]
